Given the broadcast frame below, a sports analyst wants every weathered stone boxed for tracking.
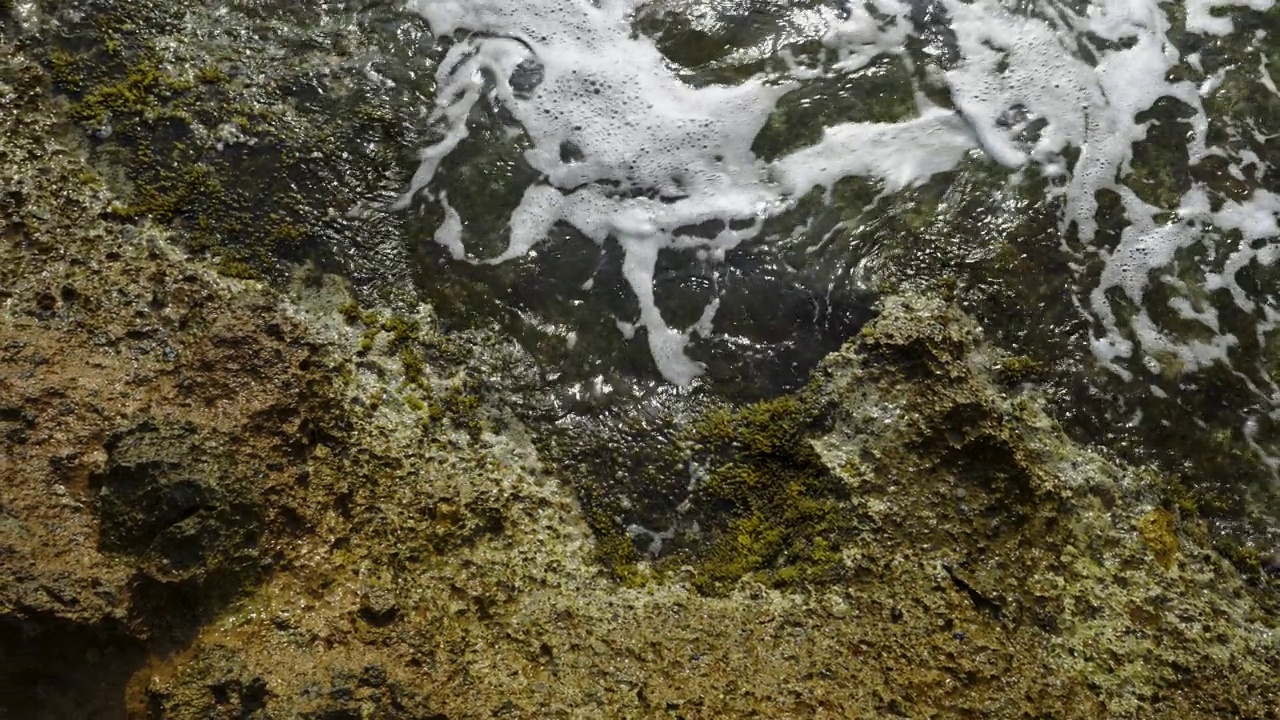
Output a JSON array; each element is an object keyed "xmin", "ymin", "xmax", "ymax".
[{"xmin": 3, "ymin": 3, "xmax": 1279, "ymax": 719}]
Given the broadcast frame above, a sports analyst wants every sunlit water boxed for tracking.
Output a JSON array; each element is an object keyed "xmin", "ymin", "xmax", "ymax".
[{"xmin": 393, "ymin": 0, "xmax": 1280, "ymax": 485}]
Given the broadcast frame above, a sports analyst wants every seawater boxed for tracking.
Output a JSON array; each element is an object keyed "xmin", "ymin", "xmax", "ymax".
[{"xmin": 397, "ymin": 0, "xmax": 1280, "ymax": 468}]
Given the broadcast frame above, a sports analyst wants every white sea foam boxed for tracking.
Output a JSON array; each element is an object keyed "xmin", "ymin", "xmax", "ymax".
[
  {"xmin": 1186, "ymin": 0, "xmax": 1275, "ymax": 36},
  {"xmin": 401, "ymin": 0, "xmax": 974, "ymax": 383},
  {"xmin": 398, "ymin": 0, "xmax": 1280, "ymax": 424},
  {"xmin": 774, "ymin": 107, "xmax": 976, "ymax": 199}
]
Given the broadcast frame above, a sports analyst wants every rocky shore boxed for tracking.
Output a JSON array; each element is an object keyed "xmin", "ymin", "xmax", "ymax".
[{"xmin": 4, "ymin": 1, "xmax": 1280, "ymax": 718}]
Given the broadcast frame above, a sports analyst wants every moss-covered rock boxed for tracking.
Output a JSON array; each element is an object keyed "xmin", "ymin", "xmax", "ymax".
[
  {"xmin": 666, "ymin": 393, "xmax": 851, "ymax": 593},
  {"xmin": 574, "ymin": 292, "xmax": 1280, "ymax": 714},
  {"xmin": 810, "ymin": 294, "xmax": 1280, "ymax": 714},
  {"xmin": 25, "ymin": 0, "xmax": 436, "ymax": 299}
]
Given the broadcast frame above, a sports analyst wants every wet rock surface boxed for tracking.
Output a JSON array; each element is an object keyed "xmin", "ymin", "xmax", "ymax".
[
  {"xmin": 0, "ymin": 30, "xmax": 339, "ymax": 712},
  {"xmin": 3, "ymin": 1, "xmax": 1280, "ymax": 718}
]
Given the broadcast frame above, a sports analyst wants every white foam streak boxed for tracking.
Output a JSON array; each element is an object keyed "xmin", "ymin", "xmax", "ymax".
[
  {"xmin": 942, "ymin": 0, "xmax": 1097, "ymax": 170},
  {"xmin": 433, "ymin": 192, "xmax": 466, "ymax": 260},
  {"xmin": 823, "ymin": 0, "xmax": 913, "ymax": 73},
  {"xmin": 401, "ymin": 0, "xmax": 976, "ymax": 383},
  {"xmin": 618, "ymin": 234, "xmax": 703, "ymax": 386},
  {"xmin": 775, "ymin": 108, "xmax": 976, "ymax": 198},
  {"xmin": 925, "ymin": 0, "xmax": 1245, "ymax": 387},
  {"xmin": 1207, "ymin": 191, "xmax": 1280, "ymax": 313},
  {"xmin": 398, "ymin": 0, "xmax": 1280, "ymax": 406},
  {"xmin": 1186, "ymin": 0, "xmax": 1275, "ymax": 36},
  {"xmin": 393, "ymin": 37, "xmax": 529, "ymax": 210}
]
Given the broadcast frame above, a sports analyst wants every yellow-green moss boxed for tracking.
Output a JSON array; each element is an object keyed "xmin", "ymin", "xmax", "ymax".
[
  {"xmin": 562, "ymin": 385, "xmax": 853, "ymax": 595},
  {"xmin": 37, "ymin": 13, "xmax": 318, "ymax": 281},
  {"xmin": 71, "ymin": 60, "xmax": 185, "ymax": 123},
  {"xmin": 196, "ymin": 64, "xmax": 229, "ymax": 84},
  {"xmin": 214, "ymin": 258, "xmax": 262, "ymax": 280},
  {"xmin": 1150, "ymin": 350, "xmax": 1188, "ymax": 382},
  {"xmin": 1215, "ymin": 538, "xmax": 1263, "ymax": 576},
  {"xmin": 381, "ymin": 316, "xmax": 419, "ymax": 347},
  {"xmin": 1137, "ymin": 508, "xmax": 1180, "ymax": 570},
  {"xmin": 398, "ymin": 347, "xmax": 425, "ymax": 385},
  {"xmin": 1000, "ymin": 355, "xmax": 1044, "ymax": 383},
  {"xmin": 658, "ymin": 392, "xmax": 852, "ymax": 595},
  {"xmin": 47, "ymin": 50, "xmax": 80, "ymax": 84},
  {"xmin": 334, "ymin": 361, "xmax": 355, "ymax": 386},
  {"xmin": 585, "ymin": 508, "xmax": 647, "ymax": 588},
  {"xmin": 338, "ymin": 300, "xmax": 362, "ymax": 324},
  {"xmin": 693, "ymin": 395, "xmax": 814, "ymax": 457},
  {"xmin": 115, "ymin": 163, "xmax": 224, "ymax": 222},
  {"xmin": 1153, "ymin": 472, "xmax": 1201, "ymax": 518},
  {"xmin": 434, "ymin": 381, "xmax": 485, "ymax": 439},
  {"xmin": 359, "ymin": 315, "xmax": 432, "ymax": 386}
]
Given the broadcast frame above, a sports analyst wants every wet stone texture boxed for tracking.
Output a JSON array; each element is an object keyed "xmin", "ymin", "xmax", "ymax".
[{"xmin": 3, "ymin": 1, "xmax": 1280, "ymax": 719}]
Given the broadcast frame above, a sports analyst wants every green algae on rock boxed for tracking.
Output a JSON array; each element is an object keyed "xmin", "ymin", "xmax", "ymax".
[
  {"xmin": 141, "ymin": 292, "xmax": 1280, "ymax": 719},
  {"xmin": 566, "ymin": 292, "xmax": 1280, "ymax": 714},
  {"xmin": 812, "ymin": 294, "xmax": 1280, "ymax": 712},
  {"xmin": 663, "ymin": 392, "xmax": 854, "ymax": 594},
  {"xmin": 29, "ymin": 0, "xmax": 437, "ymax": 299}
]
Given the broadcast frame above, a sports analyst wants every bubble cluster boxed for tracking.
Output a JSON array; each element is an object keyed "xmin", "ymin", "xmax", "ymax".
[
  {"xmin": 401, "ymin": 0, "xmax": 971, "ymax": 383},
  {"xmin": 399, "ymin": 0, "xmax": 1278, "ymax": 413}
]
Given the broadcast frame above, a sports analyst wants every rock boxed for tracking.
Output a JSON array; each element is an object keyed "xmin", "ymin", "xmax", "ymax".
[
  {"xmin": 0, "ymin": 41, "xmax": 340, "ymax": 710},
  {"xmin": 101, "ymin": 292, "xmax": 1280, "ymax": 718},
  {"xmin": 3, "ymin": 3, "xmax": 1279, "ymax": 719}
]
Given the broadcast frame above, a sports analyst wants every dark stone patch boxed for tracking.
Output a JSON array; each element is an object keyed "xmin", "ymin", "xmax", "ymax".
[
  {"xmin": 0, "ymin": 611, "xmax": 145, "ymax": 720},
  {"xmin": 91, "ymin": 420, "xmax": 264, "ymax": 637}
]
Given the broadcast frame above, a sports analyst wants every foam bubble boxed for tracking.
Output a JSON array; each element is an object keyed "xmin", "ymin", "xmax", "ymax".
[
  {"xmin": 396, "ymin": 0, "xmax": 1280, "ymax": 447},
  {"xmin": 401, "ymin": 0, "xmax": 975, "ymax": 383},
  {"xmin": 1186, "ymin": 0, "xmax": 1275, "ymax": 36}
]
